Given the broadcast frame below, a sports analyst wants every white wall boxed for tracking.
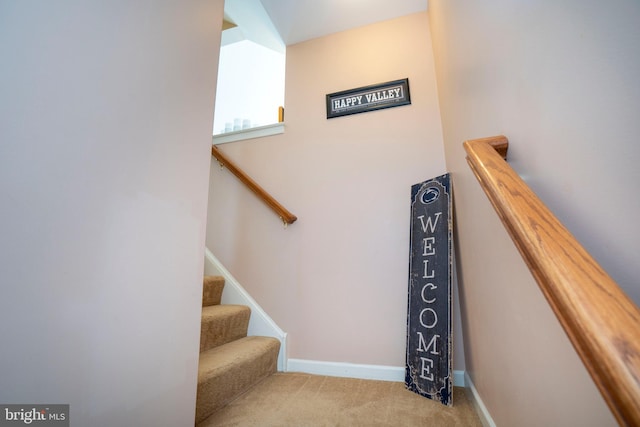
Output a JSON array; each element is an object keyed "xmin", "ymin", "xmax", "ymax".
[
  {"xmin": 429, "ymin": 0, "xmax": 639, "ymax": 425},
  {"xmin": 0, "ymin": 1, "xmax": 223, "ymax": 426},
  {"xmin": 207, "ymin": 13, "xmax": 464, "ymax": 371}
]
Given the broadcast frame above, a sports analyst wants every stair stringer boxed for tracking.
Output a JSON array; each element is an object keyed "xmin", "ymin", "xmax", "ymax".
[{"xmin": 204, "ymin": 247, "xmax": 287, "ymax": 371}]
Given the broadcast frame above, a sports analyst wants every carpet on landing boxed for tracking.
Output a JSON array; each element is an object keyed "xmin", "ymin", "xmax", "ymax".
[{"xmin": 197, "ymin": 372, "xmax": 482, "ymax": 426}]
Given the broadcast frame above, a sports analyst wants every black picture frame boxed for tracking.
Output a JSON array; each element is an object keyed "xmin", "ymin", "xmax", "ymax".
[{"xmin": 326, "ymin": 78, "xmax": 411, "ymax": 119}]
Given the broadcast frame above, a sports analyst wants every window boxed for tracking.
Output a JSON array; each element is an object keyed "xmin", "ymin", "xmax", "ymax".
[{"xmin": 213, "ymin": 10, "xmax": 286, "ymax": 136}]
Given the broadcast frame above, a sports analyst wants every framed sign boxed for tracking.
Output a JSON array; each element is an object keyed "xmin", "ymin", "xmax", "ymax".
[
  {"xmin": 326, "ymin": 78, "xmax": 411, "ymax": 119},
  {"xmin": 405, "ymin": 173, "xmax": 452, "ymax": 406}
]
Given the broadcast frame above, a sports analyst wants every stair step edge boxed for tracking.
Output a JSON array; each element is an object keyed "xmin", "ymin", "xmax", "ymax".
[
  {"xmin": 202, "ymin": 275, "xmax": 225, "ymax": 307},
  {"xmin": 198, "ymin": 336, "xmax": 280, "ymax": 380},
  {"xmin": 199, "ymin": 305, "xmax": 251, "ymax": 353},
  {"xmin": 201, "ymin": 304, "xmax": 250, "ymax": 321},
  {"xmin": 195, "ymin": 336, "xmax": 280, "ymax": 423}
]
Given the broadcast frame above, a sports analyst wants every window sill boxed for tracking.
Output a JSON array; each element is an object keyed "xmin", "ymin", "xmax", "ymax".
[{"xmin": 212, "ymin": 122, "xmax": 284, "ymax": 145}]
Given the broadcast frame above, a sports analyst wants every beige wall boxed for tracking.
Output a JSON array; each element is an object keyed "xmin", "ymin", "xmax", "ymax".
[
  {"xmin": 429, "ymin": 0, "xmax": 639, "ymax": 425},
  {"xmin": 0, "ymin": 1, "xmax": 223, "ymax": 425},
  {"xmin": 207, "ymin": 12, "xmax": 461, "ymax": 368}
]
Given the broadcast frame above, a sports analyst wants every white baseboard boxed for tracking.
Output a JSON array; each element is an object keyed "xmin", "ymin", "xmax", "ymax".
[
  {"xmin": 465, "ymin": 372, "xmax": 496, "ymax": 427},
  {"xmin": 453, "ymin": 370, "xmax": 465, "ymax": 387},
  {"xmin": 287, "ymin": 359, "xmax": 465, "ymax": 387},
  {"xmin": 287, "ymin": 359, "xmax": 404, "ymax": 382},
  {"xmin": 204, "ymin": 248, "xmax": 288, "ymax": 371}
]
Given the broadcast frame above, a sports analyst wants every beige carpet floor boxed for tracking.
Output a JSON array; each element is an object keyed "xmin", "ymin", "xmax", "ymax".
[{"xmin": 197, "ymin": 372, "xmax": 483, "ymax": 426}]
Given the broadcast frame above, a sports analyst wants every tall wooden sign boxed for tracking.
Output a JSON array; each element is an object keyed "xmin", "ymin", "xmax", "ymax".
[{"xmin": 405, "ymin": 173, "xmax": 452, "ymax": 406}]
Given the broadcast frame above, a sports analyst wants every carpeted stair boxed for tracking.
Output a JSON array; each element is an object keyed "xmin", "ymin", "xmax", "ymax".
[{"xmin": 196, "ymin": 276, "xmax": 280, "ymax": 425}]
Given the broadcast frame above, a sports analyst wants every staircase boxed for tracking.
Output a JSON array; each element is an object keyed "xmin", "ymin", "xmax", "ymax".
[{"xmin": 196, "ymin": 275, "xmax": 281, "ymax": 424}]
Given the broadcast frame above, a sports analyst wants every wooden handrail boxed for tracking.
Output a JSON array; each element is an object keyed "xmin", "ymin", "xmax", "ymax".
[
  {"xmin": 465, "ymin": 136, "xmax": 640, "ymax": 426},
  {"xmin": 212, "ymin": 145, "xmax": 297, "ymax": 225}
]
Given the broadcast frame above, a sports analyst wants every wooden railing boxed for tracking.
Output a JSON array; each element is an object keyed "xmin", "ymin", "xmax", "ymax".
[
  {"xmin": 465, "ymin": 135, "xmax": 640, "ymax": 426},
  {"xmin": 211, "ymin": 145, "xmax": 297, "ymax": 226}
]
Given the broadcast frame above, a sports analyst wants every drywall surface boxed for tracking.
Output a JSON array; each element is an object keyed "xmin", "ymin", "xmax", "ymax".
[
  {"xmin": 429, "ymin": 0, "xmax": 639, "ymax": 425},
  {"xmin": 0, "ymin": 1, "xmax": 223, "ymax": 425},
  {"xmin": 207, "ymin": 12, "xmax": 465, "ymax": 370}
]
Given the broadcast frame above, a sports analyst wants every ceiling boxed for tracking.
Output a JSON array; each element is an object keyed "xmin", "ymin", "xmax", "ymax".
[{"xmin": 222, "ymin": 0, "xmax": 428, "ymax": 52}]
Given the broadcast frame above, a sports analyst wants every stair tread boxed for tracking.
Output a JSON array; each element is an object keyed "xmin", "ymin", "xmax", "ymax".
[
  {"xmin": 201, "ymin": 304, "xmax": 250, "ymax": 320},
  {"xmin": 198, "ymin": 336, "xmax": 280, "ymax": 379},
  {"xmin": 199, "ymin": 305, "xmax": 251, "ymax": 352},
  {"xmin": 196, "ymin": 336, "xmax": 280, "ymax": 423},
  {"xmin": 202, "ymin": 275, "xmax": 225, "ymax": 307}
]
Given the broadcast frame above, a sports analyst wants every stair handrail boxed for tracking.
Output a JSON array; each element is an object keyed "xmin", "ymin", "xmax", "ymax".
[
  {"xmin": 211, "ymin": 145, "xmax": 297, "ymax": 226},
  {"xmin": 464, "ymin": 135, "xmax": 640, "ymax": 427}
]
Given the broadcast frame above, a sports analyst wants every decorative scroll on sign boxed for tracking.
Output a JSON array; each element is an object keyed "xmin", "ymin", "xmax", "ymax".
[{"xmin": 405, "ymin": 173, "xmax": 452, "ymax": 406}]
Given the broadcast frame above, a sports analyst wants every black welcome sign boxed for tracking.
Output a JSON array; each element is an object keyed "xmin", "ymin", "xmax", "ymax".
[{"xmin": 405, "ymin": 173, "xmax": 452, "ymax": 406}]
